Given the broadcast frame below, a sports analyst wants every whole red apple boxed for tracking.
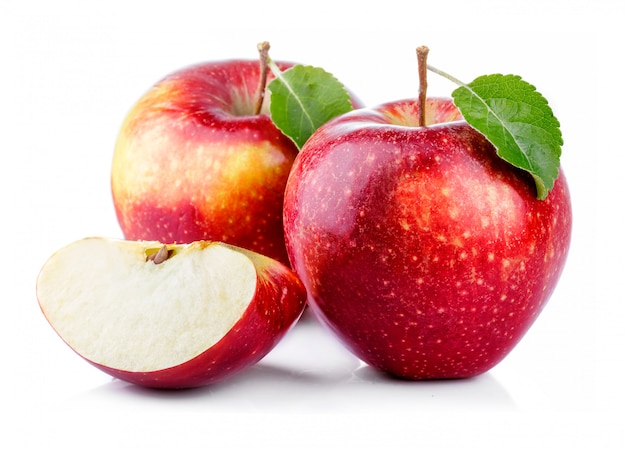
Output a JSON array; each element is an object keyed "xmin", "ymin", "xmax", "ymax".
[
  {"xmin": 112, "ymin": 59, "xmax": 299, "ymax": 266},
  {"xmin": 36, "ymin": 238, "xmax": 306, "ymax": 389},
  {"xmin": 283, "ymin": 98, "xmax": 572, "ymax": 379}
]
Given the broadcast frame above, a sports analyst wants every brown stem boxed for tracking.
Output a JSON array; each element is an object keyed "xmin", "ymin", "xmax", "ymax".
[
  {"xmin": 416, "ymin": 46, "xmax": 429, "ymax": 127},
  {"xmin": 253, "ymin": 41, "xmax": 271, "ymax": 115}
]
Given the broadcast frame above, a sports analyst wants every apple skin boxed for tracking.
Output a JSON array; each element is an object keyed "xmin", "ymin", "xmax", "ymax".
[
  {"xmin": 112, "ymin": 60, "xmax": 298, "ymax": 266},
  {"xmin": 283, "ymin": 98, "xmax": 572, "ymax": 380},
  {"xmin": 37, "ymin": 239, "xmax": 307, "ymax": 389}
]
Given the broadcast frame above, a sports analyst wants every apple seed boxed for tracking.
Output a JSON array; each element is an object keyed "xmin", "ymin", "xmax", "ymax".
[{"xmin": 147, "ymin": 245, "xmax": 171, "ymax": 264}]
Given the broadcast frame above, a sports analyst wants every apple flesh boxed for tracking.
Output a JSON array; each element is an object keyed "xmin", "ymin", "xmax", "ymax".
[
  {"xmin": 111, "ymin": 59, "xmax": 299, "ymax": 266},
  {"xmin": 36, "ymin": 238, "xmax": 306, "ymax": 388},
  {"xmin": 283, "ymin": 98, "xmax": 572, "ymax": 379}
]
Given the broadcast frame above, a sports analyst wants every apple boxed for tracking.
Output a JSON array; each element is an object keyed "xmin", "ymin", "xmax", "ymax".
[
  {"xmin": 111, "ymin": 58, "xmax": 296, "ymax": 265},
  {"xmin": 36, "ymin": 238, "xmax": 306, "ymax": 389},
  {"xmin": 111, "ymin": 58, "xmax": 362, "ymax": 267},
  {"xmin": 283, "ymin": 97, "xmax": 572, "ymax": 379}
]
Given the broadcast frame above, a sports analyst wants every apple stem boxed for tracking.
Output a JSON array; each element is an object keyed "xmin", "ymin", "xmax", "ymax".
[
  {"xmin": 253, "ymin": 41, "xmax": 271, "ymax": 115},
  {"xmin": 416, "ymin": 46, "xmax": 430, "ymax": 127}
]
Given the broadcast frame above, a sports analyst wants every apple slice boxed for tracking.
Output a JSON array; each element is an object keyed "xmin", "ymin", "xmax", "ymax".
[{"xmin": 36, "ymin": 238, "xmax": 306, "ymax": 389}]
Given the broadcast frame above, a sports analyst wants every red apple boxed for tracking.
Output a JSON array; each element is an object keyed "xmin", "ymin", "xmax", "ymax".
[
  {"xmin": 112, "ymin": 59, "xmax": 297, "ymax": 266},
  {"xmin": 283, "ymin": 98, "xmax": 572, "ymax": 379},
  {"xmin": 36, "ymin": 238, "xmax": 306, "ymax": 389}
]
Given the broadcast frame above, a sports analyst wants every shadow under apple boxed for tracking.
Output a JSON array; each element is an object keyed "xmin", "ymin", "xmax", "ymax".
[{"xmin": 86, "ymin": 357, "xmax": 515, "ymax": 413}]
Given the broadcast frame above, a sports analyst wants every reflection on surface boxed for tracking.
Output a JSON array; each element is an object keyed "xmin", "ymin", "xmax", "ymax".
[
  {"xmin": 351, "ymin": 366, "xmax": 515, "ymax": 410},
  {"xmin": 79, "ymin": 311, "xmax": 516, "ymax": 412}
]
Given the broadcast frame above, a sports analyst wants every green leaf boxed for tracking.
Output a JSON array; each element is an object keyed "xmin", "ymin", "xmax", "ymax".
[
  {"xmin": 267, "ymin": 64, "xmax": 354, "ymax": 149},
  {"xmin": 451, "ymin": 74, "xmax": 563, "ymax": 200}
]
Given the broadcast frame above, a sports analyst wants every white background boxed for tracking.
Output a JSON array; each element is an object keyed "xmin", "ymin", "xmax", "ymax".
[{"xmin": 2, "ymin": 0, "xmax": 623, "ymax": 447}]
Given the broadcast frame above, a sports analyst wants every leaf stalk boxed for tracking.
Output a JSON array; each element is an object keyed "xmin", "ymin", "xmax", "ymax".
[{"xmin": 426, "ymin": 64, "xmax": 467, "ymax": 88}]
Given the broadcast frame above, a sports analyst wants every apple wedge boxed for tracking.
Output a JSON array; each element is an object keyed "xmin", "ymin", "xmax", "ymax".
[{"xmin": 36, "ymin": 238, "xmax": 306, "ymax": 389}]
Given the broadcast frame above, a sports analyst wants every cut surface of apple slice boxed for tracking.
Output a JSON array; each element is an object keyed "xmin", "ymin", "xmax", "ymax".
[{"xmin": 36, "ymin": 238, "xmax": 306, "ymax": 388}]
